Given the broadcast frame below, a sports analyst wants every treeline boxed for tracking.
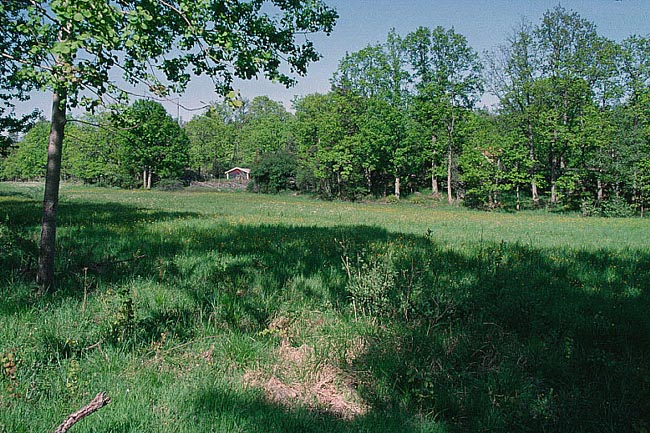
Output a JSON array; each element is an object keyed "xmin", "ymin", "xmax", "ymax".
[
  {"xmin": 288, "ymin": 6, "xmax": 650, "ymax": 215},
  {"xmin": 2, "ymin": 6, "xmax": 649, "ymax": 215},
  {"xmin": 1, "ymin": 100, "xmax": 189, "ymax": 189},
  {"xmin": 0, "ymin": 95, "xmax": 294, "ymax": 190}
]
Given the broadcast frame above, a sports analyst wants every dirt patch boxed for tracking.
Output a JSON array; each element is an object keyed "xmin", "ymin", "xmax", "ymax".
[{"xmin": 244, "ymin": 340, "xmax": 367, "ymax": 419}]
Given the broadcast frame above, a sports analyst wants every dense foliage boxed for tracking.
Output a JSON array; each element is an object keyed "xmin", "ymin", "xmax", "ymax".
[
  {"xmin": 119, "ymin": 100, "xmax": 190, "ymax": 189},
  {"xmin": 2, "ymin": 5, "xmax": 649, "ymax": 215},
  {"xmin": 1, "ymin": 101, "xmax": 190, "ymax": 189},
  {"xmin": 2, "ymin": 121, "xmax": 50, "ymax": 180}
]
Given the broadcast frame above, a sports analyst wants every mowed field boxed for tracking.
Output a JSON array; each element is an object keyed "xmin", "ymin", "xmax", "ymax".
[{"xmin": 2, "ymin": 182, "xmax": 650, "ymax": 433}]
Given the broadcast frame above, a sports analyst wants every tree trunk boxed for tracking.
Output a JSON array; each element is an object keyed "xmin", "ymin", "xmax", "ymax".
[
  {"xmin": 527, "ymin": 119, "xmax": 539, "ymax": 204},
  {"xmin": 550, "ymin": 130, "xmax": 558, "ymax": 204},
  {"xmin": 37, "ymin": 90, "xmax": 67, "ymax": 291},
  {"xmin": 142, "ymin": 168, "xmax": 153, "ymax": 189},
  {"xmin": 431, "ymin": 136, "xmax": 439, "ymax": 195},
  {"xmin": 551, "ymin": 181, "xmax": 558, "ymax": 204},
  {"xmin": 447, "ymin": 111, "xmax": 455, "ymax": 204},
  {"xmin": 365, "ymin": 168, "xmax": 372, "ymax": 192},
  {"xmin": 431, "ymin": 167, "xmax": 439, "ymax": 195},
  {"xmin": 447, "ymin": 142, "xmax": 453, "ymax": 204},
  {"xmin": 336, "ymin": 171, "xmax": 341, "ymax": 198},
  {"xmin": 597, "ymin": 178, "xmax": 604, "ymax": 202},
  {"xmin": 394, "ymin": 176, "xmax": 400, "ymax": 199},
  {"xmin": 516, "ymin": 186, "xmax": 521, "ymax": 211}
]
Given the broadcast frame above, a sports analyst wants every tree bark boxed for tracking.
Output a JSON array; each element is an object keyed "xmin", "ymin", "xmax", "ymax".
[
  {"xmin": 597, "ymin": 178, "xmax": 604, "ymax": 202},
  {"xmin": 37, "ymin": 90, "xmax": 67, "ymax": 291},
  {"xmin": 394, "ymin": 176, "xmax": 400, "ymax": 199},
  {"xmin": 365, "ymin": 168, "xmax": 372, "ymax": 192},
  {"xmin": 431, "ymin": 164, "xmax": 439, "ymax": 194},
  {"xmin": 550, "ymin": 129, "xmax": 558, "ymax": 204},
  {"xmin": 516, "ymin": 186, "xmax": 521, "ymax": 211},
  {"xmin": 551, "ymin": 179, "xmax": 558, "ymax": 204}
]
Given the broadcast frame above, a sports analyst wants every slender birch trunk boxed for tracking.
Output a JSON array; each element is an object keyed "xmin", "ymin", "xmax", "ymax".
[
  {"xmin": 447, "ymin": 143, "xmax": 453, "ymax": 204},
  {"xmin": 527, "ymin": 117, "xmax": 539, "ymax": 204},
  {"xmin": 431, "ymin": 136, "xmax": 439, "ymax": 195},
  {"xmin": 447, "ymin": 110, "xmax": 455, "ymax": 204}
]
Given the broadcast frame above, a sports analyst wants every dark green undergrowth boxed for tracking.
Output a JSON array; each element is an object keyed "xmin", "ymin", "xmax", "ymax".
[{"xmin": 1, "ymin": 183, "xmax": 650, "ymax": 433}]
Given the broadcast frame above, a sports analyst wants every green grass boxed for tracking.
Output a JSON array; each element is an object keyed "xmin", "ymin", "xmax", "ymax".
[{"xmin": 2, "ymin": 182, "xmax": 650, "ymax": 433}]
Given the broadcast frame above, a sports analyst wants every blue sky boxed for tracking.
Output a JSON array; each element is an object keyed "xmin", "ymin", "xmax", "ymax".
[{"xmin": 13, "ymin": 0, "xmax": 650, "ymax": 120}]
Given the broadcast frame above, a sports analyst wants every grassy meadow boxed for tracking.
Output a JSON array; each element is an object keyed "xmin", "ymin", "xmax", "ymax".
[{"xmin": 2, "ymin": 182, "xmax": 650, "ymax": 433}]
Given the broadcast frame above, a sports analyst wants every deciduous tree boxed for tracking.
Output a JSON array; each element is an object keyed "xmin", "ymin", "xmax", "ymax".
[
  {"xmin": 119, "ymin": 100, "xmax": 189, "ymax": 188},
  {"xmin": 2, "ymin": 121, "xmax": 50, "ymax": 180},
  {"xmin": 240, "ymin": 96, "xmax": 294, "ymax": 159},
  {"xmin": 405, "ymin": 26, "xmax": 484, "ymax": 203},
  {"xmin": 486, "ymin": 20, "xmax": 542, "ymax": 204},
  {"xmin": 184, "ymin": 108, "xmax": 232, "ymax": 178},
  {"xmin": 0, "ymin": 0, "xmax": 337, "ymax": 289},
  {"xmin": 332, "ymin": 29, "xmax": 411, "ymax": 198}
]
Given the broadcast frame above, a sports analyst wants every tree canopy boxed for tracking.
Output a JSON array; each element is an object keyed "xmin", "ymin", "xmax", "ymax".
[
  {"xmin": 119, "ymin": 100, "xmax": 190, "ymax": 189},
  {"xmin": 0, "ymin": 0, "xmax": 337, "ymax": 108}
]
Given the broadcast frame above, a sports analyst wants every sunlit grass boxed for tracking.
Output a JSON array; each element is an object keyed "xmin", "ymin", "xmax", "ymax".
[
  {"xmin": 33, "ymin": 183, "xmax": 650, "ymax": 252},
  {"xmin": 2, "ymin": 182, "xmax": 650, "ymax": 433}
]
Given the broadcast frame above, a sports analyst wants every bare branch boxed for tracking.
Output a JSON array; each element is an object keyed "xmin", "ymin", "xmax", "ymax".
[
  {"xmin": 28, "ymin": 0, "xmax": 62, "ymax": 27},
  {"xmin": 0, "ymin": 51, "xmax": 54, "ymax": 72},
  {"xmin": 53, "ymin": 392, "xmax": 111, "ymax": 433}
]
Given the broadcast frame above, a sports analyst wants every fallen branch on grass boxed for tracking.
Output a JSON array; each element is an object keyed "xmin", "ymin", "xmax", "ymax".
[{"xmin": 54, "ymin": 392, "xmax": 111, "ymax": 433}]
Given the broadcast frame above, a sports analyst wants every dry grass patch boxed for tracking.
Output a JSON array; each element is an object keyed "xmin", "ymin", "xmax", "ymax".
[{"xmin": 245, "ymin": 317, "xmax": 367, "ymax": 419}]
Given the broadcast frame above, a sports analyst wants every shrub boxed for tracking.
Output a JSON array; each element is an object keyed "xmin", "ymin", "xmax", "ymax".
[
  {"xmin": 250, "ymin": 150, "xmax": 297, "ymax": 193},
  {"xmin": 385, "ymin": 194, "xmax": 399, "ymax": 204},
  {"xmin": 156, "ymin": 178, "xmax": 185, "ymax": 191},
  {"xmin": 581, "ymin": 196, "xmax": 637, "ymax": 218}
]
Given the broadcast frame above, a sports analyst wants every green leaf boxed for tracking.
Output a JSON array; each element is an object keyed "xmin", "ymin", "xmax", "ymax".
[{"xmin": 54, "ymin": 42, "xmax": 71, "ymax": 55}]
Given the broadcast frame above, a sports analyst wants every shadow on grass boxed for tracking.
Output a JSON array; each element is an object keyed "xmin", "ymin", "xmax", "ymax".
[
  {"xmin": 0, "ymin": 198, "xmax": 200, "ymax": 317},
  {"xmin": 0, "ymin": 189, "xmax": 34, "ymax": 199},
  {"xmin": 190, "ymin": 387, "xmax": 445, "ymax": 433},
  {"xmin": 348, "ymin": 241, "xmax": 650, "ymax": 432},
  {"xmin": 0, "ymin": 198, "xmax": 201, "ymax": 229},
  {"xmin": 2, "ymin": 196, "xmax": 650, "ymax": 432}
]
